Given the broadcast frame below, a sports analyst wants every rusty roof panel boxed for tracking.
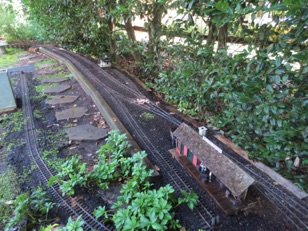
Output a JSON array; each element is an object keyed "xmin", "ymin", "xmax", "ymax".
[{"xmin": 173, "ymin": 123, "xmax": 255, "ymax": 197}]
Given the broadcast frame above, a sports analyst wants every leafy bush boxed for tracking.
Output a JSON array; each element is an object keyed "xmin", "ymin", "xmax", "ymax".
[
  {"xmin": 48, "ymin": 156, "xmax": 88, "ymax": 196},
  {"xmin": 5, "ymin": 187, "xmax": 55, "ymax": 231},
  {"xmin": 154, "ymin": 44, "xmax": 307, "ymax": 184},
  {"xmin": 0, "ymin": 1, "xmax": 41, "ymax": 42},
  {"xmin": 111, "ymin": 183, "xmax": 198, "ymax": 231},
  {"xmin": 0, "ymin": 168, "xmax": 19, "ymax": 229},
  {"xmin": 91, "ymin": 131, "xmax": 198, "ymax": 230},
  {"xmin": 40, "ymin": 216, "xmax": 84, "ymax": 231}
]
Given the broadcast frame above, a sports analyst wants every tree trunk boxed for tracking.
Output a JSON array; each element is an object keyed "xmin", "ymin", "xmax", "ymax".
[
  {"xmin": 206, "ymin": 19, "xmax": 216, "ymax": 50},
  {"xmin": 147, "ymin": 3, "xmax": 164, "ymax": 60},
  {"xmin": 124, "ymin": 18, "xmax": 144, "ymax": 64},
  {"xmin": 218, "ymin": 23, "xmax": 228, "ymax": 50},
  {"xmin": 108, "ymin": 18, "xmax": 116, "ymax": 60},
  {"xmin": 125, "ymin": 18, "xmax": 136, "ymax": 41}
]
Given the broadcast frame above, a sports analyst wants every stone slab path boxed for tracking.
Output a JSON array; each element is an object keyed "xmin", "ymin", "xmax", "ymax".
[
  {"xmin": 65, "ymin": 124, "xmax": 108, "ymax": 141},
  {"xmin": 45, "ymin": 95, "xmax": 79, "ymax": 105},
  {"xmin": 37, "ymin": 68, "xmax": 62, "ymax": 75},
  {"xmin": 42, "ymin": 77, "xmax": 68, "ymax": 83},
  {"xmin": 56, "ymin": 107, "xmax": 88, "ymax": 121},
  {"xmin": 44, "ymin": 84, "xmax": 71, "ymax": 94}
]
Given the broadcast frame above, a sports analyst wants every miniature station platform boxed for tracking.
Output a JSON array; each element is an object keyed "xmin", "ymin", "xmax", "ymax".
[
  {"xmin": 170, "ymin": 148, "xmax": 245, "ymax": 215},
  {"xmin": 169, "ymin": 123, "xmax": 255, "ymax": 215},
  {"xmin": 0, "ymin": 72, "xmax": 16, "ymax": 114}
]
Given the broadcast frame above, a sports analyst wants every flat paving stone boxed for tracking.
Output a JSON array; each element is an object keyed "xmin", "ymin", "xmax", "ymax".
[
  {"xmin": 44, "ymin": 84, "xmax": 71, "ymax": 94},
  {"xmin": 0, "ymin": 72, "xmax": 16, "ymax": 113},
  {"xmin": 37, "ymin": 69, "xmax": 62, "ymax": 75},
  {"xmin": 56, "ymin": 107, "xmax": 88, "ymax": 121},
  {"xmin": 45, "ymin": 95, "xmax": 79, "ymax": 105},
  {"xmin": 19, "ymin": 54, "xmax": 37, "ymax": 60},
  {"xmin": 42, "ymin": 77, "xmax": 68, "ymax": 83},
  {"xmin": 65, "ymin": 124, "xmax": 108, "ymax": 141},
  {"xmin": 37, "ymin": 63, "xmax": 58, "ymax": 69},
  {"xmin": 28, "ymin": 57, "xmax": 45, "ymax": 64}
]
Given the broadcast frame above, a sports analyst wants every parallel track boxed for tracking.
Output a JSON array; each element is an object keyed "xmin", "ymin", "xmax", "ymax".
[
  {"xmin": 47, "ymin": 48, "xmax": 217, "ymax": 230},
  {"xmin": 19, "ymin": 72, "xmax": 113, "ymax": 231},
  {"xmin": 219, "ymin": 149, "xmax": 308, "ymax": 230},
  {"xmin": 42, "ymin": 47, "xmax": 308, "ymax": 230}
]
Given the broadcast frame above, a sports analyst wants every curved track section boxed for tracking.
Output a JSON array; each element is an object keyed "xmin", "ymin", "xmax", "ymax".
[
  {"xmin": 41, "ymin": 47, "xmax": 308, "ymax": 230},
  {"xmin": 220, "ymin": 149, "xmax": 308, "ymax": 230},
  {"xmin": 20, "ymin": 73, "xmax": 113, "ymax": 231},
  {"xmin": 42, "ymin": 47, "xmax": 218, "ymax": 230}
]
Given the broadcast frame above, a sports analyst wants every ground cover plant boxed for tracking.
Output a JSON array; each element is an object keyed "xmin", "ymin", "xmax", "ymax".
[
  {"xmin": 0, "ymin": 168, "xmax": 20, "ymax": 230},
  {"xmin": 5, "ymin": 187, "xmax": 56, "ymax": 231},
  {"xmin": 0, "ymin": 48, "xmax": 26, "ymax": 68},
  {"xmin": 48, "ymin": 130, "xmax": 198, "ymax": 230}
]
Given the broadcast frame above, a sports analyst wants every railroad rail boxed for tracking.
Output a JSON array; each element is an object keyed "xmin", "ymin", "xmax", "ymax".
[
  {"xmin": 217, "ymin": 145, "xmax": 308, "ymax": 231},
  {"xmin": 41, "ymin": 47, "xmax": 218, "ymax": 230},
  {"xmin": 18, "ymin": 72, "xmax": 113, "ymax": 231}
]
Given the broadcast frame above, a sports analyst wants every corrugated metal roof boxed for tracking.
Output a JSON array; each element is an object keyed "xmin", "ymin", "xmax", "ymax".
[{"xmin": 173, "ymin": 123, "xmax": 255, "ymax": 197}]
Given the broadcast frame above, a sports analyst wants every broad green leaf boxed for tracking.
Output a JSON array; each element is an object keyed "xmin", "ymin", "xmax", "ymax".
[{"xmin": 215, "ymin": 1, "xmax": 229, "ymax": 13}]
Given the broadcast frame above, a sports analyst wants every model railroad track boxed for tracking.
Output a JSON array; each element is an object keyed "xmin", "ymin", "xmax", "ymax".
[
  {"xmin": 44, "ymin": 47, "xmax": 218, "ymax": 230},
  {"xmin": 220, "ymin": 150, "xmax": 308, "ymax": 230},
  {"xmin": 19, "ymin": 73, "xmax": 112, "ymax": 231},
  {"xmin": 45, "ymin": 47, "xmax": 308, "ymax": 230}
]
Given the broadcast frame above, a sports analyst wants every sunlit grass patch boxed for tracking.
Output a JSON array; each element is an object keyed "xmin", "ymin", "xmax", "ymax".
[
  {"xmin": 141, "ymin": 112, "xmax": 155, "ymax": 120},
  {"xmin": 35, "ymin": 83, "xmax": 58, "ymax": 94},
  {"xmin": 38, "ymin": 72, "xmax": 73, "ymax": 80},
  {"xmin": 0, "ymin": 168, "xmax": 19, "ymax": 228},
  {"xmin": 0, "ymin": 48, "xmax": 26, "ymax": 69},
  {"xmin": 34, "ymin": 58, "xmax": 57, "ymax": 67}
]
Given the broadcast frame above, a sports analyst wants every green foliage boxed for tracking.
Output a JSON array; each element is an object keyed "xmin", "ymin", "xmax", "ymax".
[
  {"xmin": 35, "ymin": 83, "xmax": 58, "ymax": 94},
  {"xmin": 91, "ymin": 130, "xmax": 153, "ymax": 189},
  {"xmin": 48, "ymin": 156, "xmax": 88, "ymax": 196},
  {"xmin": 0, "ymin": 0, "xmax": 42, "ymax": 42},
  {"xmin": 0, "ymin": 110, "xmax": 25, "ymax": 133},
  {"xmin": 35, "ymin": 58, "xmax": 57, "ymax": 67},
  {"xmin": 112, "ymin": 183, "xmax": 197, "ymax": 230},
  {"xmin": 22, "ymin": 0, "xmax": 111, "ymax": 56},
  {"xmin": 5, "ymin": 187, "xmax": 55, "ymax": 231},
  {"xmin": 40, "ymin": 216, "xmax": 85, "ymax": 231},
  {"xmin": 93, "ymin": 206, "xmax": 108, "ymax": 220},
  {"xmin": 141, "ymin": 112, "xmax": 156, "ymax": 120},
  {"xmin": 0, "ymin": 48, "xmax": 26, "ymax": 68},
  {"xmin": 92, "ymin": 132, "xmax": 198, "ymax": 230},
  {"xmin": 146, "ymin": 0, "xmax": 308, "ymax": 189},
  {"xmin": 58, "ymin": 216, "xmax": 84, "ymax": 231},
  {"xmin": 0, "ymin": 168, "xmax": 19, "ymax": 229}
]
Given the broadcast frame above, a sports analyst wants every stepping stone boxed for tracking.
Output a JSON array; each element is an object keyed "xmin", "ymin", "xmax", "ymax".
[
  {"xmin": 37, "ymin": 63, "xmax": 58, "ymax": 69},
  {"xmin": 19, "ymin": 54, "xmax": 37, "ymax": 60},
  {"xmin": 45, "ymin": 95, "xmax": 79, "ymax": 105},
  {"xmin": 28, "ymin": 57, "xmax": 46, "ymax": 64},
  {"xmin": 65, "ymin": 124, "xmax": 108, "ymax": 141},
  {"xmin": 56, "ymin": 107, "xmax": 88, "ymax": 121},
  {"xmin": 44, "ymin": 84, "xmax": 71, "ymax": 94},
  {"xmin": 42, "ymin": 77, "xmax": 68, "ymax": 84},
  {"xmin": 37, "ymin": 69, "xmax": 61, "ymax": 75}
]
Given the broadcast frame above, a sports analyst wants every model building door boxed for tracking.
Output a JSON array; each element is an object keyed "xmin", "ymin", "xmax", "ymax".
[{"xmin": 187, "ymin": 149, "xmax": 193, "ymax": 162}]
